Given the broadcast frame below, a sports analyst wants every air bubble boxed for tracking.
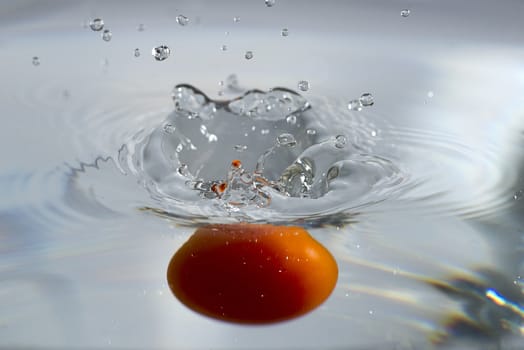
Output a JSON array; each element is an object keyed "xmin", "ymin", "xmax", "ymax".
[
  {"xmin": 306, "ymin": 128, "xmax": 317, "ymax": 135},
  {"xmin": 286, "ymin": 115, "xmax": 297, "ymax": 125},
  {"xmin": 400, "ymin": 9, "xmax": 410, "ymax": 17},
  {"xmin": 277, "ymin": 133, "xmax": 297, "ymax": 147},
  {"xmin": 265, "ymin": 0, "xmax": 276, "ymax": 7},
  {"xmin": 134, "ymin": 48, "xmax": 140, "ymax": 57},
  {"xmin": 334, "ymin": 135, "xmax": 347, "ymax": 149},
  {"xmin": 89, "ymin": 18, "xmax": 104, "ymax": 31},
  {"xmin": 163, "ymin": 124, "xmax": 176, "ymax": 134},
  {"xmin": 152, "ymin": 45, "xmax": 171, "ymax": 61},
  {"xmin": 101, "ymin": 29, "xmax": 112, "ymax": 42},
  {"xmin": 297, "ymin": 80, "xmax": 309, "ymax": 91},
  {"xmin": 234, "ymin": 145, "xmax": 248, "ymax": 152},
  {"xmin": 281, "ymin": 28, "xmax": 289, "ymax": 37},
  {"xmin": 245, "ymin": 51, "xmax": 254, "ymax": 60},
  {"xmin": 32, "ymin": 56, "xmax": 40, "ymax": 66},
  {"xmin": 176, "ymin": 15, "xmax": 189, "ymax": 26},
  {"xmin": 359, "ymin": 93, "xmax": 374, "ymax": 107}
]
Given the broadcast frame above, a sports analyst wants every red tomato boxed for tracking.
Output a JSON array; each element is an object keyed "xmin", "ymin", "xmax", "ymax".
[{"xmin": 167, "ymin": 223, "xmax": 338, "ymax": 324}]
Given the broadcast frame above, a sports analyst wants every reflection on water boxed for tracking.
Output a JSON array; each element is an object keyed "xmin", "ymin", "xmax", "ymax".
[{"xmin": 1, "ymin": 1, "xmax": 524, "ymax": 349}]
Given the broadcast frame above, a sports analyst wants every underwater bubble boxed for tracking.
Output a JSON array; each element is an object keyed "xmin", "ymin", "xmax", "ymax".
[
  {"xmin": 265, "ymin": 0, "xmax": 276, "ymax": 7},
  {"xmin": 286, "ymin": 115, "xmax": 297, "ymax": 125},
  {"xmin": 176, "ymin": 15, "xmax": 189, "ymax": 26},
  {"xmin": 277, "ymin": 133, "xmax": 297, "ymax": 147},
  {"xmin": 334, "ymin": 135, "xmax": 347, "ymax": 149},
  {"xmin": 401, "ymin": 9, "xmax": 411, "ymax": 17},
  {"xmin": 32, "ymin": 56, "xmax": 40, "ymax": 66},
  {"xmin": 281, "ymin": 28, "xmax": 289, "ymax": 37},
  {"xmin": 233, "ymin": 16, "xmax": 240, "ymax": 23},
  {"xmin": 221, "ymin": 45, "xmax": 228, "ymax": 52},
  {"xmin": 101, "ymin": 29, "xmax": 112, "ymax": 42},
  {"xmin": 152, "ymin": 45, "xmax": 171, "ymax": 61},
  {"xmin": 234, "ymin": 144, "xmax": 248, "ymax": 152},
  {"xmin": 163, "ymin": 124, "xmax": 176, "ymax": 134},
  {"xmin": 245, "ymin": 51, "xmax": 254, "ymax": 60},
  {"xmin": 306, "ymin": 128, "xmax": 317, "ymax": 135},
  {"xmin": 134, "ymin": 48, "xmax": 141, "ymax": 57},
  {"xmin": 359, "ymin": 93, "xmax": 374, "ymax": 107},
  {"xmin": 89, "ymin": 18, "xmax": 104, "ymax": 31},
  {"xmin": 297, "ymin": 80, "xmax": 309, "ymax": 92},
  {"xmin": 137, "ymin": 23, "xmax": 145, "ymax": 32},
  {"xmin": 348, "ymin": 99, "xmax": 362, "ymax": 111}
]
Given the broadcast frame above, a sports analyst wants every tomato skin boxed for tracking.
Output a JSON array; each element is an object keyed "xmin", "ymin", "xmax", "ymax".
[{"xmin": 167, "ymin": 223, "xmax": 338, "ymax": 324}]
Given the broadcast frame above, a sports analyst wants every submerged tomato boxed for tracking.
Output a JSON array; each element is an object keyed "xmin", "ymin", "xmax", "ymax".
[{"xmin": 167, "ymin": 223, "xmax": 338, "ymax": 324}]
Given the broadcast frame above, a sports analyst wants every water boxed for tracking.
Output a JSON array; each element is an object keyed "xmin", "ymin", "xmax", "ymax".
[
  {"xmin": 152, "ymin": 45, "xmax": 171, "ymax": 61},
  {"xmin": 2, "ymin": 1, "xmax": 524, "ymax": 349}
]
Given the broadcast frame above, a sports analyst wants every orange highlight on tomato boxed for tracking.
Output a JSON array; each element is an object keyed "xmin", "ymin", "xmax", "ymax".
[{"xmin": 167, "ymin": 223, "xmax": 338, "ymax": 324}]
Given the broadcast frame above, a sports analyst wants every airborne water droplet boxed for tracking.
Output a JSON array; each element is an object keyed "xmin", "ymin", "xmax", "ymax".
[
  {"xmin": 176, "ymin": 15, "xmax": 189, "ymax": 26},
  {"xmin": 359, "ymin": 93, "xmax": 374, "ymax": 107},
  {"xmin": 281, "ymin": 28, "xmax": 289, "ymax": 37},
  {"xmin": 89, "ymin": 18, "xmax": 104, "ymax": 31},
  {"xmin": 401, "ymin": 9, "xmax": 411, "ymax": 17},
  {"xmin": 152, "ymin": 45, "xmax": 171, "ymax": 61},
  {"xmin": 101, "ymin": 29, "xmax": 112, "ymax": 42},
  {"xmin": 32, "ymin": 56, "xmax": 40, "ymax": 66},
  {"xmin": 334, "ymin": 135, "xmax": 347, "ymax": 149},
  {"xmin": 277, "ymin": 133, "xmax": 297, "ymax": 147},
  {"xmin": 265, "ymin": 0, "xmax": 276, "ymax": 7},
  {"xmin": 245, "ymin": 51, "xmax": 254, "ymax": 60},
  {"xmin": 297, "ymin": 80, "xmax": 309, "ymax": 91},
  {"xmin": 134, "ymin": 48, "xmax": 141, "ymax": 57}
]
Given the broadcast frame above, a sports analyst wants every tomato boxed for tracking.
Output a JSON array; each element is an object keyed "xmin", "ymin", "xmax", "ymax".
[{"xmin": 166, "ymin": 223, "xmax": 338, "ymax": 324}]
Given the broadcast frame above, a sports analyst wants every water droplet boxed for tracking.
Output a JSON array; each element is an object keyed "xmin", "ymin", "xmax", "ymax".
[
  {"xmin": 233, "ymin": 16, "xmax": 240, "ymax": 23},
  {"xmin": 306, "ymin": 128, "xmax": 317, "ymax": 135},
  {"xmin": 152, "ymin": 45, "xmax": 171, "ymax": 61},
  {"xmin": 281, "ymin": 28, "xmax": 289, "ymax": 36},
  {"xmin": 176, "ymin": 15, "xmax": 189, "ymax": 26},
  {"xmin": 286, "ymin": 115, "xmax": 297, "ymax": 125},
  {"xmin": 163, "ymin": 124, "xmax": 176, "ymax": 133},
  {"xmin": 297, "ymin": 80, "xmax": 309, "ymax": 91},
  {"xmin": 234, "ymin": 144, "xmax": 248, "ymax": 152},
  {"xmin": 348, "ymin": 99, "xmax": 362, "ymax": 111},
  {"xmin": 359, "ymin": 93, "xmax": 374, "ymax": 107},
  {"xmin": 334, "ymin": 135, "xmax": 347, "ymax": 149},
  {"xmin": 427, "ymin": 91, "xmax": 434, "ymax": 98},
  {"xmin": 101, "ymin": 29, "xmax": 112, "ymax": 42},
  {"xmin": 370, "ymin": 130, "xmax": 377, "ymax": 137},
  {"xmin": 208, "ymin": 134, "xmax": 218, "ymax": 142},
  {"xmin": 368, "ymin": 310, "xmax": 374, "ymax": 315},
  {"xmin": 32, "ymin": 56, "xmax": 40, "ymax": 66},
  {"xmin": 134, "ymin": 48, "xmax": 140, "ymax": 57},
  {"xmin": 513, "ymin": 190, "xmax": 523, "ymax": 200},
  {"xmin": 137, "ymin": 23, "xmax": 145, "ymax": 32},
  {"xmin": 221, "ymin": 45, "xmax": 228, "ymax": 51},
  {"xmin": 89, "ymin": 18, "xmax": 104, "ymax": 31},
  {"xmin": 277, "ymin": 133, "xmax": 297, "ymax": 147},
  {"xmin": 265, "ymin": 0, "xmax": 276, "ymax": 7},
  {"xmin": 400, "ymin": 9, "xmax": 410, "ymax": 17},
  {"xmin": 244, "ymin": 51, "xmax": 254, "ymax": 60}
]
